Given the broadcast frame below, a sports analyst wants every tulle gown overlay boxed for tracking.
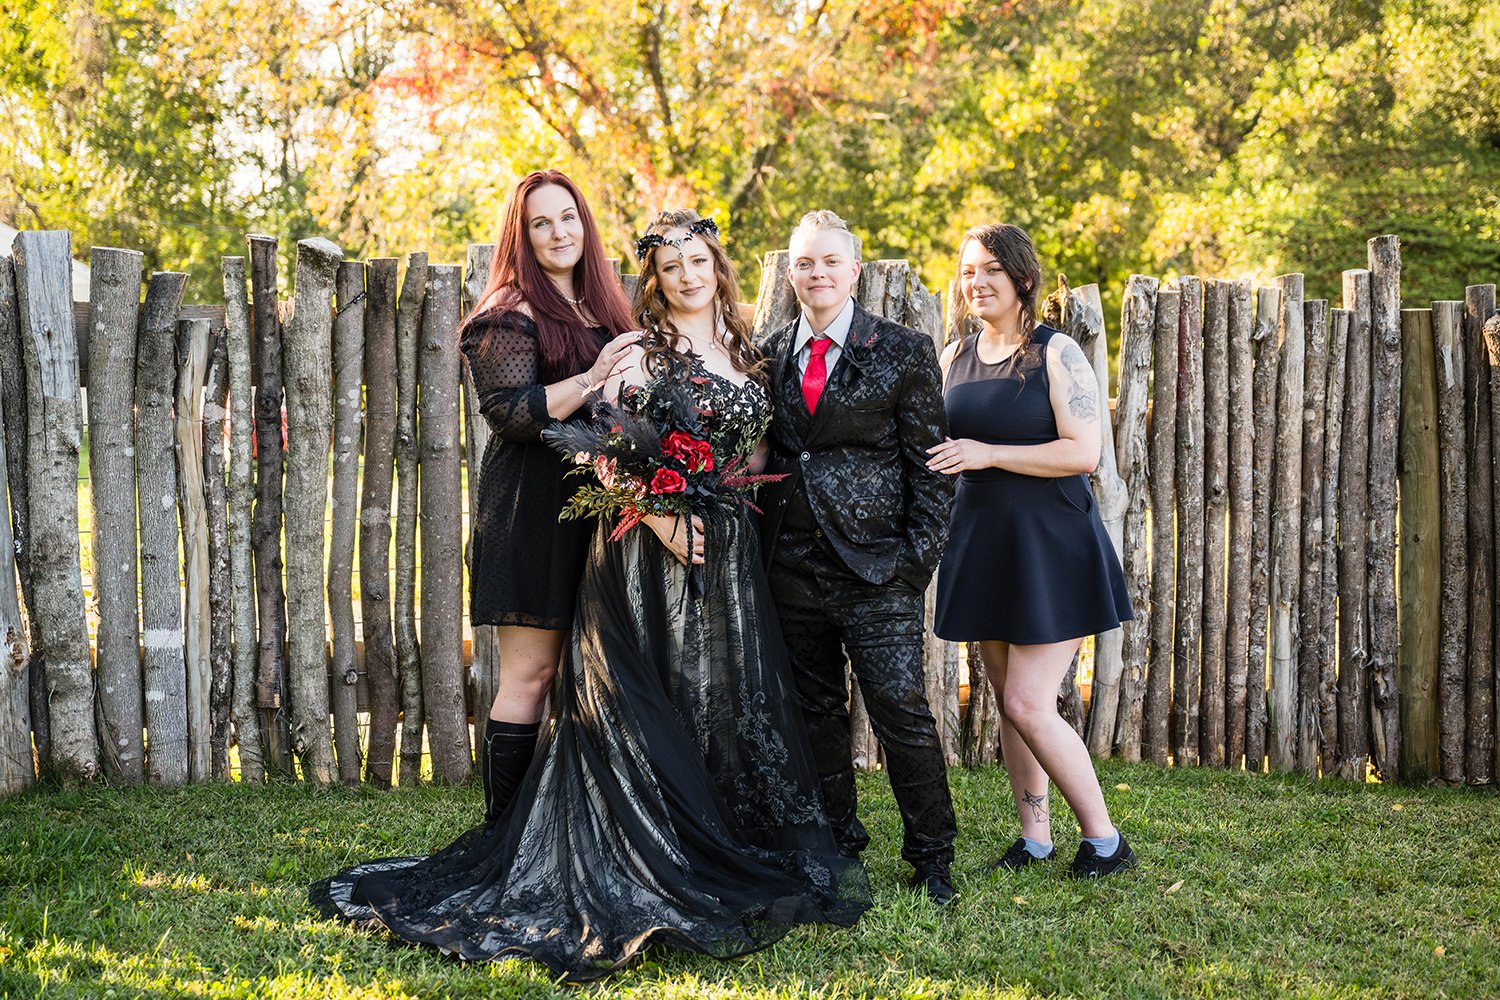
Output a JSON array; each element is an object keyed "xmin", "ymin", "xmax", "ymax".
[{"xmin": 312, "ymin": 359, "xmax": 868, "ymax": 980}]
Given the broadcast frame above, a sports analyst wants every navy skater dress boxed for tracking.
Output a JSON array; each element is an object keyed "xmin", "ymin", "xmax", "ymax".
[{"xmin": 933, "ymin": 325, "xmax": 1131, "ymax": 645}]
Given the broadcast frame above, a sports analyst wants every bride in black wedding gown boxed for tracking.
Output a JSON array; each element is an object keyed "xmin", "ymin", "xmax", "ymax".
[{"xmin": 310, "ymin": 210, "xmax": 869, "ymax": 981}]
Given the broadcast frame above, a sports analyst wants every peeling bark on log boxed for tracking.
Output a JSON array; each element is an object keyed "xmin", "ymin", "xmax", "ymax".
[
  {"xmin": 1112, "ymin": 275, "xmax": 1156, "ymax": 763},
  {"xmin": 248, "ymin": 234, "xmax": 290, "ymax": 775},
  {"xmin": 1367, "ymin": 235, "xmax": 1403, "ymax": 781},
  {"xmin": 395, "ymin": 253, "xmax": 427, "ymax": 784},
  {"xmin": 361, "ymin": 258, "xmax": 400, "ymax": 786},
  {"xmin": 1431, "ymin": 300, "xmax": 1468, "ymax": 784},
  {"xmin": 203, "ymin": 328, "xmax": 232, "ymax": 780},
  {"xmin": 959, "ymin": 644, "xmax": 1001, "ymax": 767},
  {"xmin": 87, "ymin": 247, "xmax": 144, "ymax": 785},
  {"xmin": 1173, "ymin": 278, "xmax": 1205, "ymax": 766},
  {"xmin": 1245, "ymin": 286, "xmax": 1282, "ymax": 772},
  {"xmin": 0, "ymin": 258, "xmax": 32, "ymax": 797},
  {"xmin": 1224, "ymin": 280, "xmax": 1255, "ymax": 768},
  {"xmin": 419, "ymin": 264, "xmax": 471, "ymax": 784},
  {"xmin": 463, "ymin": 244, "xmax": 498, "ymax": 733},
  {"xmin": 1319, "ymin": 309, "xmax": 1350, "ymax": 774},
  {"xmin": 752, "ymin": 249, "xmax": 798, "ymax": 339},
  {"xmin": 283, "ymin": 237, "xmax": 341, "ymax": 786},
  {"xmin": 223, "ymin": 256, "xmax": 263, "ymax": 783},
  {"xmin": 1462, "ymin": 285, "xmax": 1495, "ymax": 786},
  {"xmin": 1268, "ymin": 274, "xmax": 1305, "ymax": 772},
  {"xmin": 329, "ymin": 261, "xmax": 365, "ymax": 785},
  {"xmin": 1200, "ymin": 279, "xmax": 1230, "ymax": 767},
  {"xmin": 1398, "ymin": 307, "xmax": 1439, "ymax": 781},
  {"xmin": 176, "ymin": 317, "xmax": 212, "ymax": 781},
  {"xmin": 1296, "ymin": 300, "xmax": 1328, "ymax": 776},
  {"xmin": 137, "ymin": 272, "xmax": 189, "ymax": 785},
  {"xmin": 1143, "ymin": 286, "xmax": 1180, "ymax": 766},
  {"xmin": 1336, "ymin": 270, "xmax": 1373, "ymax": 780}
]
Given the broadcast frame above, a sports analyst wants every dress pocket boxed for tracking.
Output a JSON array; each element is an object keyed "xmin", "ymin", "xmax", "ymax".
[{"xmin": 1054, "ymin": 475, "xmax": 1094, "ymax": 514}]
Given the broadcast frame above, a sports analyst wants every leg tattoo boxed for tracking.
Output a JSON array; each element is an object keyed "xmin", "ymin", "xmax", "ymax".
[{"xmin": 1022, "ymin": 788, "xmax": 1049, "ymax": 824}]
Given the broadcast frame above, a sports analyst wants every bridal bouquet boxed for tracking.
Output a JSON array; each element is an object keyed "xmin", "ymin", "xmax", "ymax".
[{"xmin": 542, "ymin": 379, "xmax": 784, "ymax": 593}]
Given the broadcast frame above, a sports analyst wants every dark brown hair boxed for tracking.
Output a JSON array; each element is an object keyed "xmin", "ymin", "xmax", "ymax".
[
  {"xmin": 463, "ymin": 169, "xmax": 632, "ymax": 381},
  {"xmin": 956, "ymin": 223, "xmax": 1043, "ymax": 365},
  {"xmin": 630, "ymin": 209, "xmax": 766, "ymax": 383}
]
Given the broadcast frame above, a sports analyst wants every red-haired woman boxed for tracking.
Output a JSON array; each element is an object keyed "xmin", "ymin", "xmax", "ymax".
[{"xmin": 460, "ymin": 170, "xmax": 638, "ymax": 824}]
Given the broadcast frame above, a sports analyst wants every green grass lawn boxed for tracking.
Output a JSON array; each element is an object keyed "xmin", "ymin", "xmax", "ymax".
[{"xmin": 2, "ymin": 762, "xmax": 1496, "ymax": 999}]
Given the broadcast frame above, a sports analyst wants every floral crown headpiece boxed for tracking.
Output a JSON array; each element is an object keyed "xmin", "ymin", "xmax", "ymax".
[{"xmin": 633, "ymin": 216, "xmax": 720, "ymax": 263}]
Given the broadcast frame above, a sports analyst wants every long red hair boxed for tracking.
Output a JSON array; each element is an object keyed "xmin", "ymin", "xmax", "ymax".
[{"xmin": 463, "ymin": 170, "xmax": 632, "ymax": 380}]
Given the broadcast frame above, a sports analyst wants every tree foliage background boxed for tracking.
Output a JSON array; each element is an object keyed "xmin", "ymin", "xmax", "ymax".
[{"xmin": 3, "ymin": 0, "xmax": 1498, "ymax": 325}]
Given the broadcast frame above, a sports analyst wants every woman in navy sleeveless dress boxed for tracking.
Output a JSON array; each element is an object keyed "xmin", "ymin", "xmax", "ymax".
[{"xmin": 927, "ymin": 224, "xmax": 1137, "ymax": 878}]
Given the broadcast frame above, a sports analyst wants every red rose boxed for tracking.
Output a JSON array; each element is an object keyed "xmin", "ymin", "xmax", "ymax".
[
  {"xmin": 650, "ymin": 467, "xmax": 686, "ymax": 493},
  {"xmin": 663, "ymin": 431, "xmax": 714, "ymax": 472}
]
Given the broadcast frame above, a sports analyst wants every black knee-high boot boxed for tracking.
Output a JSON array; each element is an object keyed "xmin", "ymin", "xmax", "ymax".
[{"xmin": 482, "ymin": 718, "xmax": 541, "ymax": 824}]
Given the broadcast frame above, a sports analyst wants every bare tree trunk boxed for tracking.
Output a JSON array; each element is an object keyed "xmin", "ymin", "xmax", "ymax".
[
  {"xmin": 418, "ymin": 265, "xmax": 471, "ymax": 784},
  {"xmin": 1113, "ymin": 275, "xmax": 1156, "ymax": 763},
  {"xmin": 752, "ymin": 249, "xmax": 798, "ymax": 338},
  {"xmin": 1245, "ymin": 286, "xmax": 1283, "ymax": 772},
  {"xmin": 1268, "ymin": 274, "xmax": 1305, "ymax": 772},
  {"xmin": 137, "ymin": 272, "xmax": 189, "ymax": 785},
  {"xmin": 204, "ymin": 329, "xmax": 233, "ymax": 780},
  {"xmin": 0, "ymin": 256, "xmax": 44, "ymax": 768},
  {"xmin": 329, "ymin": 261, "xmax": 365, "ymax": 785},
  {"xmin": 396, "ymin": 253, "xmax": 428, "ymax": 784},
  {"xmin": 284, "ymin": 237, "xmax": 342, "ymax": 786},
  {"xmin": 1463, "ymin": 285, "xmax": 1496, "ymax": 786},
  {"xmin": 0, "ymin": 258, "xmax": 32, "ymax": 797},
  {"xmin": 361, "ymin": 258, "xmax": 400, "ymax": 786},
  {"xmin": 1367, "ymin": 235, "xmax": 1403, "ymax": 780},
  {"xmin": 462, "ymin": 245, "xmax": 498, "ymax": 737},
  {"xmin": 1319, "ymin": 309, "xmax": 1350, "ymax": 774},
  {"xmin": 1200, "ymin": 279, "xmax": 1230, "ymax": 767},
  {"xmin": 14, "ymin": 231, "xmax": 95, "ymax": 781},
  {"xmin": 249, "ymin": 234, "xmax": 290, "ymax": 776},
  {"xmin": 1143, "ymin": 285, "xmax": 1180, "ymax": 766},
  {"xmin": 87, "ymin": 247, "xmax": 144, "ymax": 785},
  {"xmin": 176, "ymin": 318, "xmax": 212, "ymax": 781},
  {"xmin": 1296, "ymin": 300, "xmax": 1329, "ymax": 776},
  {"xmin": 1173, "ymin": 278, "xmax": 1205, "ymax": 766},
  {"xmin": 1336, "ymin": 270, "xmax": 1373, "ymax": 780},
  {"xmin": 1225, "ymin": 280, "xmax": 1255, "ymax": 768},
  {"xmin": 1480, "ymin": 315, "xmax": 1500, "ymax": 783},
  {"xmin": 1430, "ymin": 300, "xmax": 1469, "ymax": 784},
  {"xmin": 959, "ymin": 644, "xmax": 1000, "ymax": 767},
  {"xmin": 1398, "ymin": 307, "xmax": 1439, "ymax": 781}
]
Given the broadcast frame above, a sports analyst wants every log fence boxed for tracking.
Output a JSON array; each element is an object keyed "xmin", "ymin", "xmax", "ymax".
[{"xmin": 0, "ymin": 229, "xmax": 1496, "ymax": 796}]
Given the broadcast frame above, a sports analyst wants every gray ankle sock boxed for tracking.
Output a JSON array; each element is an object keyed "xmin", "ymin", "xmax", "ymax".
[
  {"xmin": 1022, "ymin": 835, "xmax": 1053, "ymax": 858},
  {"xmin": 1083, "ymin": 828, "xmax": 1121, "ymax": 857}
]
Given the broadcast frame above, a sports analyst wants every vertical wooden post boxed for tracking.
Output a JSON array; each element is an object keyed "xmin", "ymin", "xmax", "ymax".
[
  {"xmin": 1199, "ymin": 279, "xmax": 1230, "ymax": 767},
  {"xmin": 0, "ymin": 257, "xmax": 32, "ymax": 797},
  {"xmin": 1431, "ymin": 300, "xmax": 1469, "ymax": 784},
  {"xmin": 419, "ymin": 264, "xmax": 471, "ymax": 784},
  {"xmin": 1224, "ymin": 280, "xmax": 1255, "ymax": 768},
  {"xmin": 463, "ymin": 244, "xmax": 499, "ymax": 735},
  {"xmin": 1173, "ymin": 278, "xmax": 1205, "ymax": 766},
  {"xmin": 137, "ymin": 272, "xmax": 189, "ymax": 785},
  {"xmin": 176, "ymin": 317, "xmax": 212, "ymax": 781},
  {"xmin": 1463, "ymin": 285, "xmax": 1496, "ymax": 787},
  {"xmin": 361, "ymin": 258, "xmax": 400, "ymax": 786},
  {"xmin": 1143, "ymin": 285, "xmax": 1180, "ymax": 766},
  {"xmin": 283, "ymin": 237, "xmax": 342, "ymax": 786},
  {"xmin": 1268, "ymin": 274, "xmax": 1305, "ymax": 772},
  {"xmin": 1336, "ymin": 269, "xmax": 1373, "ymax": 780},
  {"xmin": 1398, "ymin": 307, "xmax": 1439, "ymax": 781},
  {"xmin": 395, "ymin": 252, "xmax": 428, "ymax": 784},
  {"xmin": 1296, "ymin": 300, "xmax": 1329, "ymax": 775},
  {"xmin": 1111, "ymin": 275, "xmax": 1156, "ymax": 762},
  {"xmin": 249, "ymin": 234, "xmax": 290, "ymax": 775},
  {"xmin": 87, "ymin": 247, "xmax": 144, "ymax": 785},
  {"xmin": 222, "ymin": 256, "xmax": 263, "ymax": 783},
  {"xmin": 1480, "ymin": 315, "xmax": 1500, "ymax": 782},
  {"xmin": 959, "ymin": 644, "xmax": 1000, "ymax": 767},
  {"xmin": 1318, "ymin": 309, "xmax": 1350, "ymax": 773},
  {"xmin": 1245, "ymin": 286, "xmax": 1283, "ymax": 772},
  {"xmin": 329, "ymin": 261, "xmax": 366, "ymax": 785},
  {"xmin": 752, "ymin": 249, "xmax": 798, "ymax": 339},
  {"xmin": 1367, "ymin": 235, "xmax": 1403, "ymax": 781},
  {"xmin": 203, "ymin": 328, "xmax": 232, "ymax": 780}
]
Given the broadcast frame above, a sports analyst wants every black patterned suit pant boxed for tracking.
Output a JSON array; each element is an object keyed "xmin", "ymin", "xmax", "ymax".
[{"xmin": 768, "ymin": 528, "xmax": 957, "ymax": 867}]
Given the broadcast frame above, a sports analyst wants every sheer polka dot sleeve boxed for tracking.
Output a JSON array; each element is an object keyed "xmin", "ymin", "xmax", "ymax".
[{"xmin": 462, "ymin": 311, "xmax": 552, "ymax": 443}]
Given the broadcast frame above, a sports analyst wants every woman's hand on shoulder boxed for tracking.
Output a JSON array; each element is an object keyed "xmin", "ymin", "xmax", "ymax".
[
  {"xmin": 599, "ymin": 338, "xmax": 647, "ymax": 403},
  {"xmin": 1045, "ymin": 332, "xmax": 1102, "ymax": 474},
  {"xmin": 926, "ymin": 437, "xmax": 994, "ymax": 475}
]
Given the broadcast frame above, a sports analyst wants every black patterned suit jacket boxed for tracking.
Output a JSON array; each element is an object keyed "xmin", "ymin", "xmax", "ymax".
[{"xmin": 757, "ymin": 301, "xmax": 954, "ymax": 590}]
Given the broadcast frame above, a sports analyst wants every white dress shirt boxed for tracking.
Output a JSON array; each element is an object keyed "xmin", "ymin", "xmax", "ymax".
[{"xmin": 792, "ymin": 297, "xmax": 856, "ymax": 376}]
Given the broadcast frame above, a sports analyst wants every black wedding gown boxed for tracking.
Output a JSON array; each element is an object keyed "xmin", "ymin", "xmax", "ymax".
[{"xmin": 311, "ymin": 362, "xmax": 870, "ymax": 981}]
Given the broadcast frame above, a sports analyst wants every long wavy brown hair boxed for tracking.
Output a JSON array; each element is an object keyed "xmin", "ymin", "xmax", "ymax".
[
  {"xmin": 630, "ymin": 209, "xmax": 767, "ymax": 384},
  {"xmin": 462, "ymin": 170, "xmax": 633, "ymax": 381},
  {"xmin": 954, "ymin": 223, "xmax": 1042, "ymax": 368}
]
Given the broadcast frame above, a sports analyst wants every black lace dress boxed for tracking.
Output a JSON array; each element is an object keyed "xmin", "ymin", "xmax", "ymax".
[{"xmin": 311, "ymin": 358, "xmax": 870, "ymax": 981}]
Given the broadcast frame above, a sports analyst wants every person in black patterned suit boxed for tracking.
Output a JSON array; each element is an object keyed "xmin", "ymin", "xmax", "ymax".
[{"xmin": 758, "ymin": 210, "xmax": 959, "ymax": 904}]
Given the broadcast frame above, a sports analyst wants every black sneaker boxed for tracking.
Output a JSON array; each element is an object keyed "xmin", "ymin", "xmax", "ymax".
[
  {"xmin": 991, "ymin": 836, "xmax": 1057, "ymax": 872},
  {"xmin": 910, "ymin": 862, "xmax": 956, "ymax": 906},
  {"xmin": 1069, "ymin": 831, "xmax": 1138, "ymax": 878}
]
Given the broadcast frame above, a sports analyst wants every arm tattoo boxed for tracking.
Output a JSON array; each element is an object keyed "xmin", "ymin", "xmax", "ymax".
[
  {"xmin": 1059, "ymin": 338, "xmax": 1098, "ymax": 421},
  {"xmin": 1021, "ymin": 788, "xmax": 1048, "ymax": 823}
]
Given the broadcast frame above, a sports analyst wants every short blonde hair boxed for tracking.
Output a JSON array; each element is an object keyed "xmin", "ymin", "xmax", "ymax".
[{"xmin": 789, "ymin": 209, "xmax": 862, "ymax": 261}]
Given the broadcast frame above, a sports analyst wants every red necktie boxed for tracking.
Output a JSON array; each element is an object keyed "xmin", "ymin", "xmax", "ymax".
[{"xmin": 802, "ymin": 337, "xmax": 833, "ymax": 414}]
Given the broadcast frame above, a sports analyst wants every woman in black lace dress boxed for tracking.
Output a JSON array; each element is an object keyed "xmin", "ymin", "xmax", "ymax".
[
  {"xmin": 461, "ymin": 170, "xmax": 638, "ymax": 822},
  {"xmin": 311, "ymin": 210, "xmax": 868, "ymax": 981}
]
